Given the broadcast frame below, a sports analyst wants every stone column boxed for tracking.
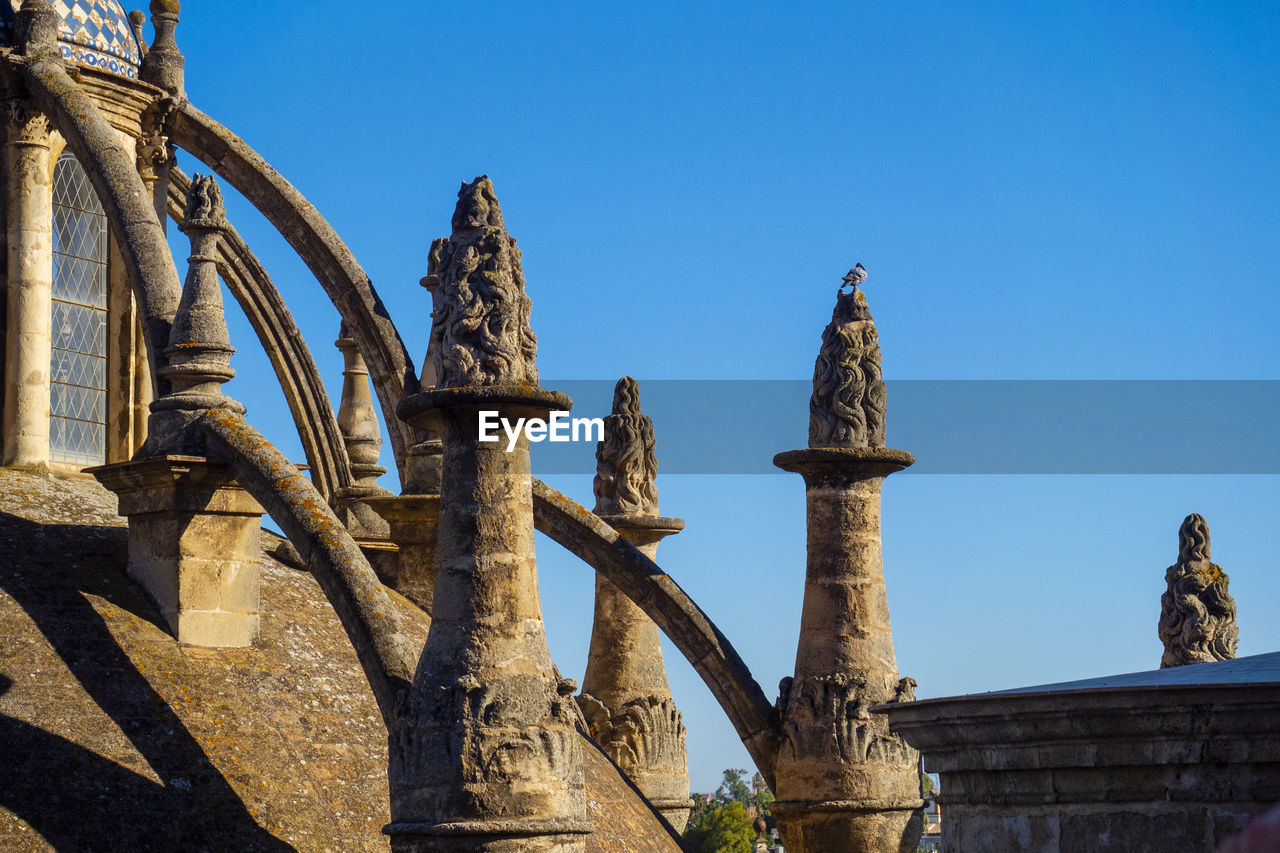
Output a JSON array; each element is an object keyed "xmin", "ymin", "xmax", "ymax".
[
  {"xmin": 2, "ymin": 101, "xmax": 53, "ymax": 468},
  {"xmin": 92, "ymin": 456, "xmax": 263, "ymax": 646},
  {"xmin": 386, "ymin": 176, "xmax": 588, "ymax": 852},
  {"xmin": 106, "ymin": 233, "xmax": 144, "ymax": 461},
  {"xmin": 578, "ymin": 377, "xmax": 691, "ymax": 831},
  {"xmin": 90, "ymin": 175, "xmax": 263, "ymax": 649},
  {"xmin": 137, "ymin": 108, "xmax": 174, "ymax": 239},
  {"xmin": 771, "ymin": 268, "xmax": 922, "ymax": 853}
]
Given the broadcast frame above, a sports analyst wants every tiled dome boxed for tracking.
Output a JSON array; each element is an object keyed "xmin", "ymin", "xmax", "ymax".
[{"xmin": 1, "ymin": 0, "xmax": 143, "ymax": 80}]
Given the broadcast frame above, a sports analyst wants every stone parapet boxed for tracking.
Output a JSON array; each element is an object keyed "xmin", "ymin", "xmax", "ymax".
[
  {"xmin": 880, "ymin": 668, "xmax": 1280, "ymax": 852},
  {"xmin": 88, "ymin": 455, "xmax": 263, "ymax": 648}
]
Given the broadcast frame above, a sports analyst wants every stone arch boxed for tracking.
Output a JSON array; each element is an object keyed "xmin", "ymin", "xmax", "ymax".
[
  {"xmin": 194, "ymin": 406, "xmax": 414, "ymax": 725},
  {"xmin": 166, "ymin": 100, "xmax": 420, "ymax": 483},
  {"xmin": 530, "ymin": 480, "xmax": 782, "ymax": 786}
]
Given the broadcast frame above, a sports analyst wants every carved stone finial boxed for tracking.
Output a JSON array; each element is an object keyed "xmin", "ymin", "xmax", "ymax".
[
  {"xmin": 14, "ymin": 0, "xmax": 59, "ymax": 57},
  {"xmin": 140, "ymin": 0, "xmax": 184, "ymax": 96},
  {"xmin": 1158, "ymin": 513, "xmax": 1239, "ymax": 668},
  {"xmin": 128, "ymin": 10, "xmax": 148, "ymax": 57},
  {"xmin": 808, "ymin": 265, "xmax": 886, "ymax": 449},
  {"xmin": 423, "ymin": 175, "xmax": 539, "ymax": 388},
  {"xmin": 335, "ymin": 320, "xmax": 386, "ymax": 487},
  {"xmin": 180, "ymin": 173, "xmax": 226, "ymax": 233},
  {"xmin": 152, "ymin": 175, "xmax": 238, "ymax": 417},
  {"xmin": 592, "ymin": 377, "xmax": 659, "ymax": 517},
  {"xmin": 1177, "ymin": 512, "xmax": 1212, "ymax": 563}
]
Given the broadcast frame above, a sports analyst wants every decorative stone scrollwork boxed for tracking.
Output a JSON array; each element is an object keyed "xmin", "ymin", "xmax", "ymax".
[
  {"xmin": 136, "ymin": 102, "xmax": 175, "ymax": 183},
  {"xmin": 4, "ymin": 100, "xmax": 51, "ymax": 144},
  {"xmin": 809, "ymin": 266, "xmax": 887, "ymax": 449},
  {"xmin": 577, "ymin": 692, "xmax": 687, "ymax": 776},
  {"xmin": 181, "ymin": 172, "xmax": 226, "ymax": 232},
  {"xmin": 1159, "ymin": 513, "xmax": 1238, "ymax": 668},
  {"xmin": 401, "ymin": 671, "xmax": 586, "ymax": 795},
  {"xmin": 422, "ymin": 175, "xmax": 539, "ymax": 388},
  {"xmin": 776, "ymin": 674, "xmax": 915, "ymax": 768},
  {"xmin": 593, "ymin": 376, "xmax": 659, "ymax": 517}
]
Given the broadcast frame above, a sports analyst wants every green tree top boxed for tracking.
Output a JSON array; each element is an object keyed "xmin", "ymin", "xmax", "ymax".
[{"xmin": 684, "ymin": 801, "xmax": 756, "ymax": 853}]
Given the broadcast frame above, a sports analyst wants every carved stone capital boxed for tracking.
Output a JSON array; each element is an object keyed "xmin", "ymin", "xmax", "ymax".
[
  {"xmin": 776, "ymin": 673, "xmax": 918, "ymax": 771},
  {"xmin": 577, "ymin": 691, "xmax": 691, "ymax": 831},
  {"xmin": 577, "ymin": 692, "xmax": 687, "ymax": 778},
  {"xmin": 5, "ymin": 100, "xmax": 51, "ymax": 146},
  {"xmin": 136, "ymin": 102, "xmax": 176, "ymax": 181},
  {"xmin": 389, "ymin": 672, "xmax": 590, "ymax": 838}
]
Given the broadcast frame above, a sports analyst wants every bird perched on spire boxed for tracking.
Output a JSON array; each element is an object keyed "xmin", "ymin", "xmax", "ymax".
[{"xmin": 842, "ymin": 263, "xmax": 867, "ymax": 291}]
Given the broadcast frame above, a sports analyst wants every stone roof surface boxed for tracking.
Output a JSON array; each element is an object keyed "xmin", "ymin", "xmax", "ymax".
[
  {"xmin": 1, "ymin": 0, "xmax": 142, "ymax": 79},
  {"xmin": 987, "ymin": 650, "xmax": 1280, "ymax": 695},
  {"xmin": 0, "ymin": 467, "xmax": 682, "ymax": 851}
]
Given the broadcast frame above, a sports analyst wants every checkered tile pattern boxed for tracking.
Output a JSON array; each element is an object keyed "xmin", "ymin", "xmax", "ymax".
[{"xmin": 3, "ymin": 0, "xmax": 142, "ymax": 79}]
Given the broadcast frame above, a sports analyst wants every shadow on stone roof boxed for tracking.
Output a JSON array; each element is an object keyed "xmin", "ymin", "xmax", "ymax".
[{"xmin": 0, "ymin": 470, "xmax": 683, "ymax": 851}]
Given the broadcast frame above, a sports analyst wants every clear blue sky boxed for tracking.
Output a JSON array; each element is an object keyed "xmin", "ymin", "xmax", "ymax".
[{"xmin": 164, "ymin": 1, "xmax": 1280, "ymax": 791}]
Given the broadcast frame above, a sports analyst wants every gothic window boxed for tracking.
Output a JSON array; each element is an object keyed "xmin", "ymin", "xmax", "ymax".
[{"xmin": 50, "ymin": 151, "xmax": 109, "ymax": 465}]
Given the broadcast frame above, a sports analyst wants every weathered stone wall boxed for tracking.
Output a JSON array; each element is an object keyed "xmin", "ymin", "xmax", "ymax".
[{"xmin": 884, "ymin": 669, "xmax": 1280, "ymax": 852}]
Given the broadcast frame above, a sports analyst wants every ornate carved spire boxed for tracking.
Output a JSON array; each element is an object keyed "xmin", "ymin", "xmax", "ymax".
[
  {"xmin": 581, "ymin": 376, "xmax": 688, "ymax": 828},
  {"xmin": 1158, "ymin": 513, "xmax": 1239, "ymax": 668},
  {"xmin": 593, "ymin": 377, "xmax": 659, "ymax": 517},
  {"xmin": 180, "ymin": 172, "xmax": 225, "ymax": 232},
  {"xmin": 809, "ymin": 265, "xmax": 886, "ymax": 449},
  {"xmin": 158, "ymin": 174, "xmax": 238, "ymax": 412},
  {"xmin": 140, "ymin": 175, "xmax": 239, "ymax": 457},
  {"xmin": 422, "ymin": 175, "xmax": 539, "ymax": 388}
]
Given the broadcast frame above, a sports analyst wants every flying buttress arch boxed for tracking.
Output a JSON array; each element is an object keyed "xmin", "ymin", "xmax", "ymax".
[
  {"xmin": 165, "ymin": 99, "xmax": 782, "ymax": 781},
  {"xmin": 166, "ymin": 99, "xmax": 420, "ymax": 483}
]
